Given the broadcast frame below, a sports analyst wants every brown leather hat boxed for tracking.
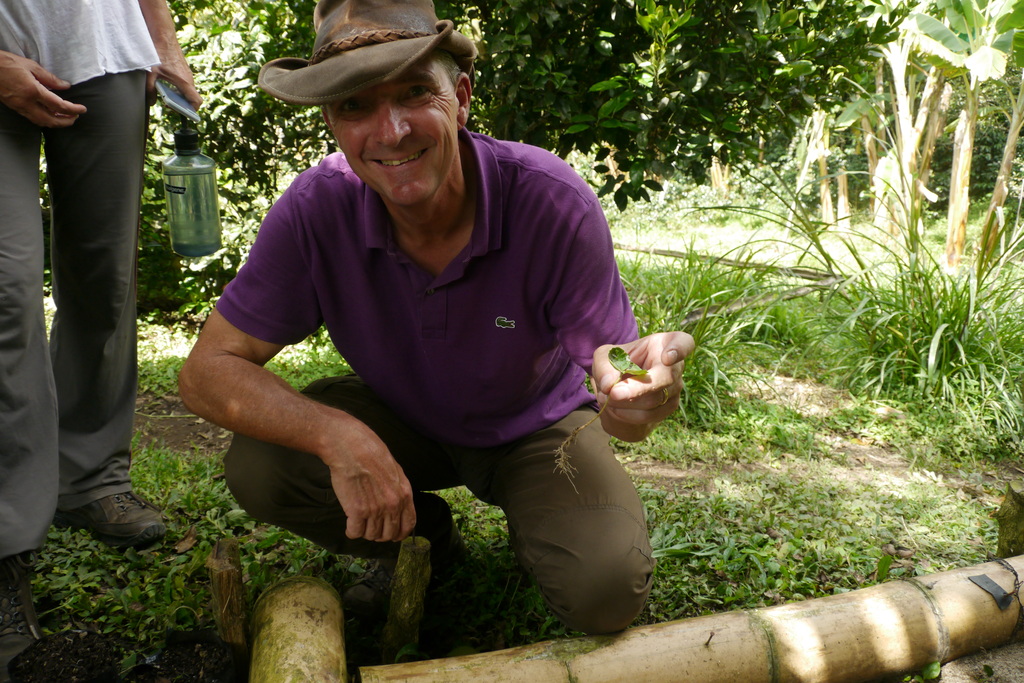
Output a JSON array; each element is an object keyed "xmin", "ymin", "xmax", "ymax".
[{"xmin": 259, "ymin": 0, "xmax": 477, "ymax": 106}]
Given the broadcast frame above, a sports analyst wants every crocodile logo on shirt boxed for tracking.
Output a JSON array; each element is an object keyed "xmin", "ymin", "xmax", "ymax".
[{"xmin": 495, "ymin": 316, "xmax": 516, "ymax": 329}]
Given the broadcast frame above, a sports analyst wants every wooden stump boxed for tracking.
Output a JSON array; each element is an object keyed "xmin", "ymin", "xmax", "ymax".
[
  {"xmin": 381, "ymin": 536, "xmax": 431, "ymax": 663},
  {"xmin": 250, "ymin": 576, "xmax": 347, "ymax": 683},
  {"xmin": 205, "ymin": 539, "xmax": 248, "ymax": 682},
  {"xmin": 995, "ymin": 481, "xmax": 1024, "ymax": 558}
]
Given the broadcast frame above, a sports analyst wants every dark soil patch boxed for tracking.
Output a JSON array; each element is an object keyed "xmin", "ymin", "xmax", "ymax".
[
  {"xmin": 7, "ymin": 628, "xmax": 233, "ymax": 683},
  {"xmin": 122, "ymin": 633, "xmax": 233, "ymax": 683},
  {"xmin": 134, "ymin": 393, "xmax": 231, "ymax": 458},
  {"xmin": 9, "ymin": 631, "xmax": 120, "ymax": 683}
]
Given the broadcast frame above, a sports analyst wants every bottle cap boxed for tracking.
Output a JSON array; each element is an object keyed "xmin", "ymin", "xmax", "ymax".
[{"xmin": 174, "ymin": 127, "xmax": 201, "ymax": 154}]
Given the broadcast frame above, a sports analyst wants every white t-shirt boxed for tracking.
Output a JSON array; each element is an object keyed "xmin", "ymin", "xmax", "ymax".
[{"xmin": 0, "ymin": 0, "xmax": 160, "ymax": 85}]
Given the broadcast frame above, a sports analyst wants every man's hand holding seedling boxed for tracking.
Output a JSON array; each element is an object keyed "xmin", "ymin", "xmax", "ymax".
[
  {"xmin": 591, "ymin": 331, "xmax": 695, "ymax": 442},
  {"xmin": 554, "ymin": 332, "xmax": 695, "ymax": 483}
]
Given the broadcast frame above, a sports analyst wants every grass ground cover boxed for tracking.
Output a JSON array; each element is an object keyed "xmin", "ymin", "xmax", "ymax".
[{"xmin": 30, "ymin": 185, "xmax": 1024, "ymax": 677}]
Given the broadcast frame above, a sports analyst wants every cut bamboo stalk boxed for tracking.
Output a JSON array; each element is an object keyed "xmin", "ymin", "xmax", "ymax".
[
  {"xmin": 360, "ymin": 555, "xmax": 1024, "ymax": 683},
  {"xmin": 250, "ymin": 576, "xmax": 347, "ymax": 683},
  {"xmin": 381, "ymin": 536, "xmax": 432, "ymax": 663},
  {"xmin": 995, "ymin": 482, "xmax": 1024, "ymax": 558},
  {"xmin": 205, "ymin": 538, "xmax": 249, "ymax": 682}
]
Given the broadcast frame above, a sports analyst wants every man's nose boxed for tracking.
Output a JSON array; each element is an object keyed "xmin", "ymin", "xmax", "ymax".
[{"xmin": 374, "ymin": 103, "xmax": 410, "ymax": 145}]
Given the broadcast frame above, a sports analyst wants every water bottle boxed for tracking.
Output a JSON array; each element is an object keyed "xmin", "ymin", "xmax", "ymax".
[{"xmin": 163, "ymin": 126, "xmax": 221, "ymax": 257}]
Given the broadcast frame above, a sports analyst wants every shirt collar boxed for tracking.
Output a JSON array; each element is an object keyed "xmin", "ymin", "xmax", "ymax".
[{"xmin": 360, "ymin": 128, "xmax": 504, "ymax": 260}]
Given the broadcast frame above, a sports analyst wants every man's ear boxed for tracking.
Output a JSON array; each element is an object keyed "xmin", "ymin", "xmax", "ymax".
[
  {"xmin": 455, "ymin": 72, "xmax": 472, "ymax": 128},
  {"xmin": 321, "ymin": 105, "xmax": 331, "ymax": 127}
]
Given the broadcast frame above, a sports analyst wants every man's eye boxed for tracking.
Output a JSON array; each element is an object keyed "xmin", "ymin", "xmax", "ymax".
[
  {"xmin": 331, "ymin": 99, "xmax": 366, "ymax": 118},
  {"xmin": 407, "ymin": 85, "xmax": 431, "ymax": 99}
]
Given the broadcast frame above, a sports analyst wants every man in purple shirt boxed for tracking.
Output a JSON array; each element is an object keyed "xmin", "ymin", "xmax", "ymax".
[{"xmin": 179, "ymin": 0, "xmax": 694, "ymax": 635}]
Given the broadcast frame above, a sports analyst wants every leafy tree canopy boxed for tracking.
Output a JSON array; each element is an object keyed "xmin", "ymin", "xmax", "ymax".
[{"xmin": 442, "ymin": 0, "xmax": 901, "ymax": 207}]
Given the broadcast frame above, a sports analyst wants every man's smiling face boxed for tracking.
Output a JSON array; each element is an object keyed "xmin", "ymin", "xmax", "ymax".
[{"xmin": 322, "ymin": 55, "xmax": 471, "ymax": 214}]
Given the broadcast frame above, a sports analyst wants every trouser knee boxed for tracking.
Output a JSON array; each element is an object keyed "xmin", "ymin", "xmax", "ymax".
[
  {"xmin": 519, "ymin": 505, "xmax": 654, "ymax": 635},
  {"xmin": 223, "ymin": 433, "xmax": 319, "ymax": 524},
  {"xmin": 223, "ymin": 432, "xmax": 462, "ymax": 567}
]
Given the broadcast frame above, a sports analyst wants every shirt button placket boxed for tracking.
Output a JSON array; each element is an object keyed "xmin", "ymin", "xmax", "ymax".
[{"xmin": 421, "ymin": 286, "xmax": 445, "ymax": 339}]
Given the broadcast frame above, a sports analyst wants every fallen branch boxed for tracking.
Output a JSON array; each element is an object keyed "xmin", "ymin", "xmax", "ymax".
[
  {"xmin": 613, "ymin": 242, "xmax": 838, "ymax": 282},
  {"xmin": 679, "ymin": 277, "xmax": 842, "ymax": 327},
  {"xmin": 612, "ymin": 242, "xmax": 844, "ymax": 326}
]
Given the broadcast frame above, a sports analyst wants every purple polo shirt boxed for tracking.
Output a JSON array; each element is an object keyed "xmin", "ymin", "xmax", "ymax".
[{"xmin": 217, "ymin": 129, "xmax": 637, "ymax": 447}]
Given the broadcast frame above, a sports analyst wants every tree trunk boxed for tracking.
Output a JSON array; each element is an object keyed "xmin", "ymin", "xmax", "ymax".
[
  {"xmin": 946, "ymin": 92, "xmax": 979, "ymax": 270},
  {"xmin": 710, "ymin": 157, "xmax": 730, "ymax": 196},
  {"xmin": 865, "ymin": 58, "xmax": 887, "ymax": 224},
  {"xmin": 885, "ymin": 40, "xmax": 914, "ymax": 236},
  {"xmin": 816, "ymin": 110, "xmax": 834, "ymax": 225},
  {"xmin": 978, "ymin": 72, "xmax": 1024, "ymax": 270},
  {"xmin": 861, "ymin": 113, "xmax": 882, "ymax": 220},
  {"xmin": 917, "ymin": 75, "xmax": 951, "ymax": 195},
  {"xmin": 880, "ymin": 51, "xmax": 947, "ymax": 241},
  {"xmin": 837, "ymin": 169, "xmax": 851, "ymax": 230},
  {"xmin": 249, "ymin": 577, "xmax": 347, "ymax": 683},
  {"xmin": 360, "ymin": 555, "xmax": 1024, "ymax": 683},
  {"xmin": 792, "ymin": 114, "xmax": 817, "ymax": 197}
]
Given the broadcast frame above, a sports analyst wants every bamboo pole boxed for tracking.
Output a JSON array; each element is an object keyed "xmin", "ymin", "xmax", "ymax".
[
  {"xmin": 205, "ymin": 539, "xmax": 249, "ymax": 682},
  {"xmin": 995, "ymin": 482, "xmax": 1024, "ymax": 558},
  {"xmin": 360, "ymin": 555, "xmax": 1024, "ymax": 683},
  {"xmin": 250, "ymin": 576, "xmax": 347, "ymax": 683},
  {"xmin": 381, "ymin": 536, "xmax": 432, "ymax": 663}
]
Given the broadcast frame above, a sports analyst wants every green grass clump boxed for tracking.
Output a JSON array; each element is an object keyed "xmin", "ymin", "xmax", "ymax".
[
  {"xmin": 817, "ymin": 223, "xmax": 1024, "ymax": 434},
  {"xmin": 643, "ymin": 462, "xmax": 996, "ymax": 623}
]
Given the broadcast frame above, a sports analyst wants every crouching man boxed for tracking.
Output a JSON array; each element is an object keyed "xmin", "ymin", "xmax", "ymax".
[{"xmin": 179, "ymin": 0, "xmax": 694, "ymax": 635}]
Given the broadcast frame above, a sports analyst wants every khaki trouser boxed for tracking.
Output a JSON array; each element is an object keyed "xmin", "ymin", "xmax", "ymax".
[{"xmin": 224, "ymin": 375, "xmax": 654, "ymax": 634}]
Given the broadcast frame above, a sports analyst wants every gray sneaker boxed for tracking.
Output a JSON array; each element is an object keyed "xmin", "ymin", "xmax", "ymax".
[
  {"xmin": 0, "ymin": 553, "xmax": 41, "ymax": 683},
  {"xmin": 53, "ymin": 491, "xmax": 166, "ymax": 549}
]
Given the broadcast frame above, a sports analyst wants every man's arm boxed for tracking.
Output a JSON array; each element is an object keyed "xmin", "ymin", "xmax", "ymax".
[
  {"xmin": 591, "ymin": 331, "xmax": 696, "ymax": 442},
  {"xmin": 178, "ymin": 310, "xmax": 416, "ymax": 543},
  {"xmin": 137, "ymin": 0, "xmax": 201, "ymax": 109},
  {"xmin": 0, "ymin": 50, "xmax": 87, "ymax": 127}
]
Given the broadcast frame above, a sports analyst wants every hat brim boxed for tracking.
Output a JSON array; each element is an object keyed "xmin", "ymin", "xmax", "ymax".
[{"xmin": 259, "ymin": 22, "xmax": 476, "ymax": 106}]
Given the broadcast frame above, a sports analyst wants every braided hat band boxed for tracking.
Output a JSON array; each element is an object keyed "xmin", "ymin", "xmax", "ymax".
[{"xmin": 310, "ymin": 29, "xmax": 432, "ymax": 66}]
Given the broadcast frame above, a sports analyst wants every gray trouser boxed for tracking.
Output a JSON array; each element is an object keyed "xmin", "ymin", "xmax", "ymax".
[
  {"xmin": 225, "ymin": 376, "xmax": 655, "ymax": 634},
  {"xmin": 0, "ymin": 71, "xmax": 146, "ymax": 556}
]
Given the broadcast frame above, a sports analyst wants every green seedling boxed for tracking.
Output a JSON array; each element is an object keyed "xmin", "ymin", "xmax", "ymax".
[{"xmin": 555, "ymin": 347, "xmax": 648, "ymax": 488}]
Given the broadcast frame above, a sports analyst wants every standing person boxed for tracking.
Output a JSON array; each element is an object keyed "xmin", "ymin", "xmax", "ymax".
[
  {"xmin": 179, "ymin": 0, "xmax": 694, "ymax": 635},
  {"xmin": 0, "ymin": 0, "xmax": 201, "ymax": 675}
]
